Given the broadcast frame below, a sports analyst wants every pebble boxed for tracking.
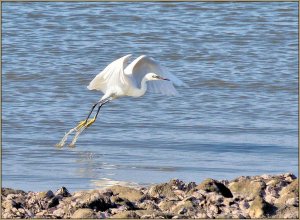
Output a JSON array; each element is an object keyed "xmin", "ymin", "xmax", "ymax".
[
  {"xmin": 239, "ymin": 200, "xmax": 250, "ymax": 210},
  {"xmin": 196, "ymin": 212, "xmax": 208, "ymax": 218},
  {"xmin": 7, "ymin": 194, "xmax": 16, "ymax": 200},
  {"xmin": 286, "ymin": 197, "xmax": 298, "ymax": 206},
  {"xmin": 53, "ymin": 208, "xmax": 64, "ymax": 217},
  {"xmin": 178, "ymin": 207, "xmax": 187, "ymax": 214},
  {"xmin": 11, "ymin": 207, "xmax": 18, "ymax": 213},
  {"xmin": 18, "ymin": 208, "xmax": 25, "ymax": 214},
  {"xmin": 233, "ymin": 213, "xmax": 246, "ymax": 219},
  {"xmin": 141, "ymin": 214, "xmax": 152, "ymax": 219}
]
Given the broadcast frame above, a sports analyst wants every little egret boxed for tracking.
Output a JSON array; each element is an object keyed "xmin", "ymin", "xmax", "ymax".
[{"xmin": 56, "ymin": 54, "xmax": 185, "ymax": 147}]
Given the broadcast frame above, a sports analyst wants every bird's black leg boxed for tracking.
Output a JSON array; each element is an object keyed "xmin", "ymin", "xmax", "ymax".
[
  {"xmin": 85, "ymin": 98, "xmax": 111, "ymax": 121},
  {"xmin": 74, "ymin": 98, "xmax": 111, "ymax": 131},
  {"xmin": 84, "ymin": 102, "xmax": 99, "ymax": 123},
  {"xmin": 85, "ymin": 98, "xmax": 110, "ymax": 127},
  {"xmin": 95, "ymin": 99, "xmax": 110, "ymax": 120}
]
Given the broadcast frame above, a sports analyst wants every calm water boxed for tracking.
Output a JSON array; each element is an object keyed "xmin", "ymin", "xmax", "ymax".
[{"xmin": 2, "ymin": 2, "xmax": 298, "ymax": 192}]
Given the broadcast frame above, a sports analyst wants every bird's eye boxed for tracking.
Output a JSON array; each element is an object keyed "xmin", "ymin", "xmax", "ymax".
[{"xmin": 152, "ymin": 75, "xmax": 157, "ymax": 78}]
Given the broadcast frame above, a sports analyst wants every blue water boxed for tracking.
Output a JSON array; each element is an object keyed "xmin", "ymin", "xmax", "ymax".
[{"xmin": 2, "ymin": 2, "xmax": 298, "ymax": 191}]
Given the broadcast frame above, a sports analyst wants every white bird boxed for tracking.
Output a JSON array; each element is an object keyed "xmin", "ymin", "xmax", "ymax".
[{"xmin": 56, "ymin": 54, "xmax": 185, "ymax": 147}]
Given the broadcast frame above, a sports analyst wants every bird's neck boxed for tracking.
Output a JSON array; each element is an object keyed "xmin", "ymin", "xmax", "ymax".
[{"xmin": 139, "ymin": 77, "xmax": 148, "ymax": 95}]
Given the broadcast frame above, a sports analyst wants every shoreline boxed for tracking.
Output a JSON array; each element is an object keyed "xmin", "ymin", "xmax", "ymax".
[{"xmin": 2, "ymin": 173, "xmax": 298, "ymax": 218}]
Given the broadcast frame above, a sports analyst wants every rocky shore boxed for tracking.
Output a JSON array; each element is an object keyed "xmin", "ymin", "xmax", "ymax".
[{"xmin": 1, "ymin": 173, "xmax": 298, "ymax": 219}]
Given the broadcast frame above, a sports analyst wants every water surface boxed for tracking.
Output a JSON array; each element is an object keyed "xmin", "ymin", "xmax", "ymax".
[{"xmin": 2, "ymin": 2, "xmax": 298, "ymax": 191}]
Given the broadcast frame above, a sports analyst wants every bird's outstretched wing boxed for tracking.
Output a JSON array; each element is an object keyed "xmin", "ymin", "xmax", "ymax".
[
  {"xmin": 87, "ymin": 54, "xmax": 132, "ymax": 93},
  {"xmin": 124, "ymin": 55, "xmax": 184, "ymax": 96}
]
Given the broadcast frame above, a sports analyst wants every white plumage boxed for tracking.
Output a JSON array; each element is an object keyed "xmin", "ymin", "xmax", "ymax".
[{"xmin": 87, "ymin": 54, "xmax": 184, "ymax": 101}]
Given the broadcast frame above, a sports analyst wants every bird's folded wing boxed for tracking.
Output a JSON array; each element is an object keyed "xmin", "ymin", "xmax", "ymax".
[
  {"xmin": 87, "ymin": 54, "xmax": 132, "ymax": 93},
  {"xmin": 124, "ymin": 55, "xmax": 185, "ymax": 96}
]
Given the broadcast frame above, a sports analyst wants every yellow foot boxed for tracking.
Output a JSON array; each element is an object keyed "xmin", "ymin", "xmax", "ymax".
[
  {"xmin": 68, "ymin": 143, "xmax": 76, "ymax": 148},
  {"xmin": 75, "ymin": 118, "xmax": 96, "ymax": 130},
  {"xmin": 85, "ymin": 117, "xmax": 96, "ymax": 128},
  {"xmin": 75, "ymin": 120, "xmax": 87, "ymax": 130},
  {"xmin": 55, "ymin": 142, "xmax": 64, "ymax": 148}
]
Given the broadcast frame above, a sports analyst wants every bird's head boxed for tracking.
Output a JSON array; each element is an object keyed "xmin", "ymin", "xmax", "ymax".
[{"xmin": 146, "ymin": 73, "xmax": 170, "ymax": 81}]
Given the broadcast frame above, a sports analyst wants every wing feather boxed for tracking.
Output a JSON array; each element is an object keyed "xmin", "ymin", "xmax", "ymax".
[
  {"xmin": 87, "ymin": 54, "xmax": 132, "ymax": 93},
  {"xmin": 124, "ymin": 55, "xmax": 184, "ymax": 96}
]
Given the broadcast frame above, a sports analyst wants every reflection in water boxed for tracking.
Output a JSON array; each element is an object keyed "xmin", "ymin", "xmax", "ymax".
[{"xmin": 91, "ymin": 178, "xmax": 141, "ymax": 189}]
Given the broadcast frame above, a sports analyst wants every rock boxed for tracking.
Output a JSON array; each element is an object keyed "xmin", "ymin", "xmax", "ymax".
[
  {"xmin": 168, "ymin": 179, "xmax": 186, "ymax": 190},
  {"xmin": 109, "ymin": 185, "xmax": 144, "ymax": 201},
  {"xmin": 71, "ymin": 208, "xmax": 96, "ymax": 218},
  {"xmin": 158, "ymin": 200, "xmax": 176, "ymax": 211},
  {"xmin": 260, "ymin": 174, "xmax": 272, "ymax": 179},
  {"xmin": 47, "ymin": 195, "xmax": 60, "ymax": 208},
  {"xmin": 249, "ymin": 196, "xmax": 265, "ymax": 218},
  {"xmin": 37, "ymin": 190, "xmax": 54, "ymax": 199},
  {"xmin": 76, "ymin": 191, "xmax": 114, "ymax": 211},
  {"xmin": 24, "ymin": 209, "xmax": 34, "ymax": 218},
  {"xmin": 266, "ymin": 179, "xmax": 280, "ymax": 187},
  {"xmin": 173, "ymin": 190, "xmax": 186, "ymax": 200},
  {"xmin": 55, "ymin": 186, "xmax": 71, "ymax": 197},
  {"xmin": 232, "ymin": 213, "xmax": 246, "ymax": 219},
  {"xmin": 1, "ymin": 188, "xmax": 26, "ymax": 196},
  {"xmin": 137, "ymin": 200, "xmax": 159, "ymax": 210},
  {"xmin": 283, "ymin": 173, "xmax": 297, "ymax": 182},
  {"xmin": 140, "ymin": 214, "xmax": 152, "ymax": 219},
  {"xmin": 276, "ymin": 179, "xmax": 298, "ymax": 206},
  {"xmin": 265, "ymin": 185, "xmax": 280, "ymax": 198},
  {"xmin": 148, "ymin": 183, "xmax": 178, "ymax": 200},
  {"xmin": 133, "ymin": 210, "xmax": 173, "ymax": 219},
  {"xmin": 223, "ymin": 197, "xmax": 234, "ymax": 207},
  {"xmin": 239, "ymin": 200, "xmax": 250, "ymax": 211},
  {"xmin": 154, "ymin": 212, "xmax": 174, "ymax": 219},
  {"xmin": 52, "ymin": 208, "xmax": 65, "ymax": 218},
  {"xmin": 18, "ymin": 208, "xmax": 25, "ymax": 214},
  {"xmin": 2, "ymin": 200, "xmax": 15, "ymax": 210},
  {"xmin": 286, "ymin": 197, "xmax": 298, "ymax": 206},
  {"xmin": 171, "ymin": 200, "xmax": 194, "ymax": 215},
  {"xmin": 274, "ymin": 205, "xmax": 299, "ymax": 219},
  {"xmin": 206, "ymin": 192, "xmax": 224, "ymax": 205},
  {"xmin": 35, "ymin": 210, "xmax": 47, "ymax": 217},
  {"xmin": 112, "ymin": 210, "xmax": 139, "ymax": 218},
  {"xmin": 196, "ymin": 178, "xmax": 233, "ymax": 198},
  {"xmin": 134, "ymin": 210, "xmax": 156, "ymax": 217},
  {"xmin": 117, "ymin": 198, "xmax": 136, "ymax": 210},
  {"xmin": 207, "ymin": 204, "xmax": 219, "ymax": 217},
  {"xmin": 189, "ymin": 190, "xmax": 206, "ymax": 202},
  {"xmin": 229, "ymin": 178, "xmax": 266, "ymax": 199},
  {"xmin": 11, "ymin": 207, "xmax": 18, "ymax": 213},
  {"xmin": 248, "ymin": 196, "xmax": 275, "ymax": 218},
  {"xmin": 96, "ymin": 211, "xmax": 110, "ymax": 218},
  {"xmin": 284, "ymin": 211, "xmax": 298, "ymax": 218},
  {"xmin": 110, "ymin": 208, "xmax": 123, "ymax": 215},
  {"xmin": 264, "ymin": 194, "xmax": 275, "ymax": 204},
  {"xmin": 3, "ymin": 196, "xmax": 25, "ymax": 210},
  {"xmin": 196, "ymin": 211, "xmax": 208, "ymax": 218},
  {"xmin": 186, "ymin": 182, "xmax": 197, "ymax": 192}
]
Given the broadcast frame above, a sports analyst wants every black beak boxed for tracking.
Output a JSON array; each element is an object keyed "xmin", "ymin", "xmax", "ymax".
[{"xmin": 157, "ymin": 76, "xmax": 170, "ymax": 81}]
